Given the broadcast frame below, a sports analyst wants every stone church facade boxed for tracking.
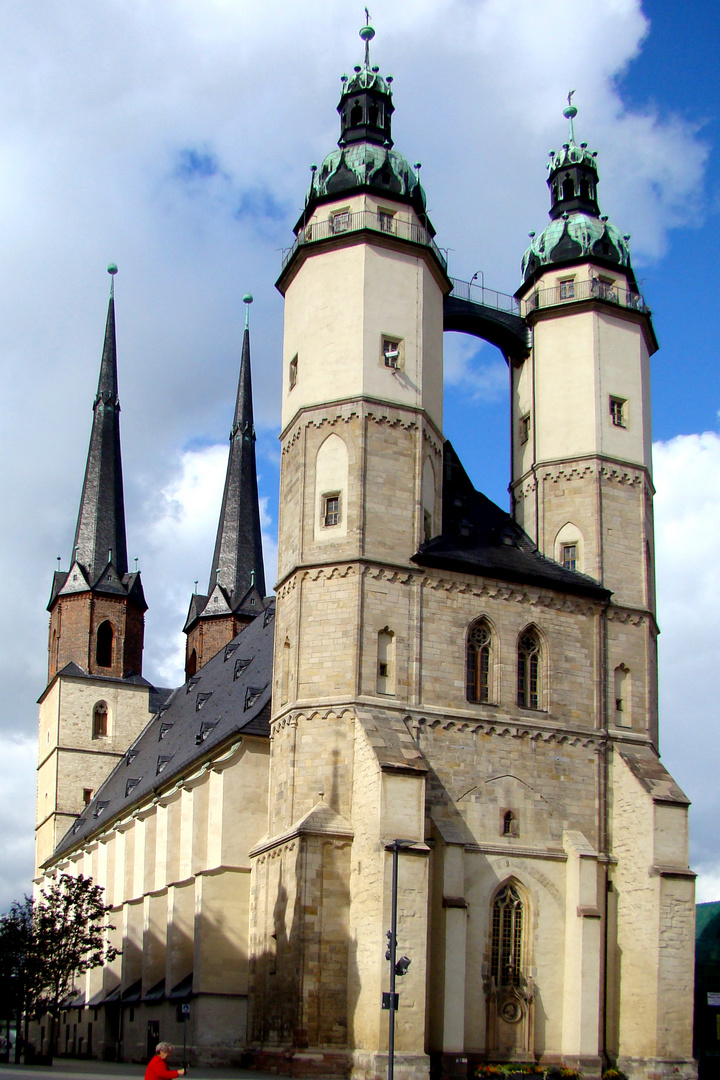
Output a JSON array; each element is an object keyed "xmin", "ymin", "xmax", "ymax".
[{"xmin": 34, "ymin": 26, "xmax": 696, "ymax": 1080}]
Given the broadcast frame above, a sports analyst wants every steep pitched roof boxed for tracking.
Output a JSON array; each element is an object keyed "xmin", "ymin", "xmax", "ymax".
[
  {"xmin": 51, "ymin": 603, "xmax": 275, "ymax": 862},
  {"xmin": 71, "ymin": 288, "xmax": 128, "ymax": 585},
  {"xmin": 208, "ymin": 323, "xmax": 266, "ymax": 605},
  {"xmin": 412, "ymin": 441, "xmax": 610, "ymax": 601}
]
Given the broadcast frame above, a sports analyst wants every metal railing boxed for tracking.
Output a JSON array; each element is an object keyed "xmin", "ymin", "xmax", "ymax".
[
  {"xmin": 448, "ymin": 276, "xmax": 521, "ymax": 315},
  {"xmin": 523, "ymin": 277, "xmax": 648, "ymax": 316},
  {"xmin": 280, "ymin": 210, "xmax": 448, "ymax": 271}
]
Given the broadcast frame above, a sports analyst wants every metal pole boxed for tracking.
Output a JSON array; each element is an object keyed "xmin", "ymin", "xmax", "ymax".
[
  {"xmin": 388, "ymin": 841, "xmax": 399, "ymax": 1080},
  {"xmin": 183, "ymin": 1013, "xmax": 187, "ymax": 1072}
]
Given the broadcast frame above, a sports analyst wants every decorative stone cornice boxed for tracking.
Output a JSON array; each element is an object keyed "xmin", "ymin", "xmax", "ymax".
[
  {"xmin": 271, "ymin": 705, "xmax": 356, "ymax": 733},
  {"xmin": 420, "ymin": 573, "xmax": 599, "ymax": 616},
  {"xmin": 280, "ymin": 395, "xmax": 443, "ymax": 446},
  {"xmin": 410, "ymin": 714, "xmax": 601, "ymax": 750},
  {"xmin": 512, "ymin": 456, "xmax": 655, "ymax": 500}
]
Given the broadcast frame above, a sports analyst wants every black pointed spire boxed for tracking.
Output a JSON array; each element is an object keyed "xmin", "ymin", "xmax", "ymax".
[
  {"xmin": 71, "ymin": 265, "xmax": 128, "ymax": 583},
  {"xmin": 208, "ymin": 296, "xmax": 266, "ymax": 603}
]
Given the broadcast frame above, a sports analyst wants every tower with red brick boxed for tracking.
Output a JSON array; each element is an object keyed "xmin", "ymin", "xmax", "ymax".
[
  {"xmin": 36, "ymin": 269, "xmax": 156, "ymax": 872},
  {"xmin": 183, "ymin": 298, "xmax": 266, "ymax": 676}
]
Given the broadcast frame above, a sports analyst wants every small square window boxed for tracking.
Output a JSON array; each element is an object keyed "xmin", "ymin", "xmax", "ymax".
[
  {"xmin": 332, "ymin": 211, "xmax": 349, "ymax": 234},
  {"xmin": 289, "ymin": 355, "xmax": 298, "ymax": 391},
  {"xmin": 378, "ymin": 662, "xmax": 388, "ymax": 678},
  {"xmin": 323, "ymin": 494, "xmax": 340, "ymax": 527},
  {"xmin": 379, "ymin": 211, "xmax": 394, "ymax": 233},
  {"xmin": 610, "ymin": 396, "xmax": 626, "ymax": 427},
  {"xmin": 383, "ymin": 338, "xmax": 401, "ymax": 369},
  {"xmin": 82, "ymin": 788, "xmax": 93, "ymax": 807},
  {"xmin": 559, "ymin": 278, "xmax": 575, "ymax": 300},
  {"xmin": 519, "ymin": 414, "xmax": 531, "ymax": 444},
  {"xmin": 562, "ymin": 544, "xmax": 577, "ymax": 571}
]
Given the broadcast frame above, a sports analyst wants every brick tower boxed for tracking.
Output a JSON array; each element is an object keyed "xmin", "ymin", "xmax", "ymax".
[
  {"xmin": 183, "ymin": 296, "xmax": 266, "ymax": 677},
  {"xmin": 36, "ymin": 267, "xmax": 155, "ymax": 872}
]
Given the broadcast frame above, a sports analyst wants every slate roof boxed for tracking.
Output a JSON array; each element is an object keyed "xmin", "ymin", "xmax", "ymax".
[
  {"xmin": 412, "ymin": 441, "xmax": 610, "ymax": 601},
  {"xmin": 72, "ymin": 290, "xmax": 129, "ymax": 583},
  {"xmin": 208, "ymin": 322, "xmax": 266, "ymax": 604},
  {"xmin": 38, "ymin": 662, "xmax": 171, "ymax": 707},
  {"xmin": 51, "ymin": 602, "xmax": 275, "ymax": 862}
]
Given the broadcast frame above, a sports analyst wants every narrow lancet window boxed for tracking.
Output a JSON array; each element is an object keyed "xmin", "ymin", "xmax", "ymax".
[
  {"xmin": 96, "ymin": 621, "xmax": 114, "ymax": 668},
  {"xmin": 467, "ymin": 620, "xmax": 492, "ymax": 703},
  {"xmin": 92, "ymin": 701, "xmax": 108, "ymax": 739},
  {"xmin": 491, "ymin": 883, "xmax": 524, "ymax": 988},
  {"xmin": 517, "ymin": 630, "xmax": 541, "ymax": 710}
]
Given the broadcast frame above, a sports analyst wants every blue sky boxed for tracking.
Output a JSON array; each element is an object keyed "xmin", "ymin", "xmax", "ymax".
[{"xmin": 0, "ymin": 0, "xmax": 718, "ymax": 908}]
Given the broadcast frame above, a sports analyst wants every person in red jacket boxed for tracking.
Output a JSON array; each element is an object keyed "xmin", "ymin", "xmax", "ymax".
[{"xmin": 144, "ymin": 1042, "xmax": 186, "ymax": 1080}]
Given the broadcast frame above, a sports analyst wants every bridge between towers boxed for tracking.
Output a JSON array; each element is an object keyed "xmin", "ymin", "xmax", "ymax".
[{"xmin": 443, "ymin": 277, "xmax": 531, "ymax": 361}]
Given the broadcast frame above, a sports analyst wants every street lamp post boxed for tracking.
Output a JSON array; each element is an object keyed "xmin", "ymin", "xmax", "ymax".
[
  {"xmin": 469, "ymin": 270, "xmax": 485, "ymax": 299},
  {"xmin": 387, "ymin": 839, "xmax": 416, "ymax": 1080}
]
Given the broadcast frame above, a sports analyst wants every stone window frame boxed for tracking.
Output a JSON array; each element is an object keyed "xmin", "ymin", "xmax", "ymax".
[
  {"xmin": 381, "ymin": 334, "xmax": 404, "ymax": 371},
  {"xmin": 519, "ymin": 413, "xmax": 531, "ymax": 445},
  {"xmin": 559, "ymin": 276, "xmax": 575, "ymax": 300},
  {"xmin": 331, "ymin": 208, "xmax": 350, "ymax": 234},
  {"xmin": 378, "ymin": 207, "xmax": 395, "ymax": 234},
  {"xmin": 609, "ymin": 395, "xmax": 627, "ymax": 428},
  {"xmin": 517, "ymin": 625, "xmax": 544, "ymax": 712},
  {"xmin": 322, "ymin": 492, "xmax": 341, "ymax": 528},
  {"xmin": 490, "ymin": 880, "xmax": 527, "ymax": 989},
  {"xmin": 466, "ymin": 617, "xmax": 495, "ymax": 705},
  {"xmin": 92, "ymin": 700, "xmax": 109, "ymax": 740},
  {"xmin": 562, "ymin": 543, "xmax": 577, "ymax": 571}
]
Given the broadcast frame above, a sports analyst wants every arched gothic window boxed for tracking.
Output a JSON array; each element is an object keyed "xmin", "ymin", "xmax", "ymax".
[
  {"xmin": 466, "ymin": 620, "xmax": 492, "ymax": 703},
  {"xmin": 350, "ymin": 102, "xmax": 363, "ymax": 126},
  {"xmin": 517, "ymin": 630, "xmax": 541, "ymax": 710},
  {"xmin": 96, "ymin": 621, "xmax": 114, "ymax": 668},
  {"xmin": 187, "ymin": 649, "xmax": 198, "ymax": 679},
  {"xmin": 491, "ymin": 883, "xmax": 524, "ymax": 988},
  {"xmin": 562, "ymin": 176, "xmax": 575, "ymax": 200},
  {"xmin": 92, "ymin": 701, "xmax": 108, "ymax": 739}
]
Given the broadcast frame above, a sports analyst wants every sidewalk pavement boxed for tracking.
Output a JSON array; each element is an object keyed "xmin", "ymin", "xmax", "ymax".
[{"xmin": 0, "ymin": 1063, "xmax": 280, "ymax": 1080}]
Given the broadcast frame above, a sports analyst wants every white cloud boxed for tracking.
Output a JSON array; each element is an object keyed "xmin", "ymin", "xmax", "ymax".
[
  {"xmin": 141, "ymin": 443, "xmax": 278, "ymax": 687},
  {"xmin": 654, "ymin": 432, "xmax": 720, "ymax": 898},
  {"xmin": 0, "ymin": 740, "xmax": 37, "ymax": 911},
  {"xmin": 444, "ymin": 336, "xmax": 508, "ymax": 401}
]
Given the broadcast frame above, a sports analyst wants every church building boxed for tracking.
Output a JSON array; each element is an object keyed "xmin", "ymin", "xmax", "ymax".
[{"xmin": 34, "ymin": 24, "xmax": 696, "ymax": 1080}]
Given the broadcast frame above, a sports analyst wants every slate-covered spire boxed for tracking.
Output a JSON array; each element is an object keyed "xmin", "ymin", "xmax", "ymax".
[
  {"xmin": 71, "ymin": 265, "xmax": 128, "ymax": 583},
  {"xmin": 208, "ymin": 295, "xmax": 266, "ymax": 603}
]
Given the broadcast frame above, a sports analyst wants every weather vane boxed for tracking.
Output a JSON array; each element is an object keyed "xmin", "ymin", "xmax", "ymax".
[
  {"xmin": 360, "ymin": 8, "xmax": 375, "ymax": 68},
  {"xmin": 563, "ymin": 90, "xmax": 578, "ymax": 142}
]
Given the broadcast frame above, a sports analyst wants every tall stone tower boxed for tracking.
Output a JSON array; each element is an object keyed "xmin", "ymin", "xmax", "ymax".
[
  {"xmin": 183, "ymin": 296, "xmax": 266, "ymax": 677},
  {"xmin": 36, "ymin": 268, "xmax": 155, "ymax": 872},
  {"xmin": 250, "ymin": 22, "xmax": 448, "ymax": 1075},
  {"xmin": 512, "ymin": 99, "xmax": 658, "ymax": 740}
]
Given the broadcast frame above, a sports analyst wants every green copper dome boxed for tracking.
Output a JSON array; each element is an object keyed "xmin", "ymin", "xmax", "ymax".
[
  {"xmin": 298, "ymin": 21, "xmax": 428, "ymax": 222},
  {"xmin": 309, "ymin": 143, "xmax": 425, "ymax": 205},
  {"xmin": 522, "ymin": 213, "xmax": 631, "ymax": 281},
  {"xmin": 521, "ymin": 97, "xmax": 632, "ymax": 283}
]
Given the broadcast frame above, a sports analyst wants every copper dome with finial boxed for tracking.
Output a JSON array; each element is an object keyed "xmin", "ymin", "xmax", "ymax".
[
  {"xmin": 521, "ymin": 95, "xmax": 632, "ymax": 283},
  {"xmin": 304, "ymin": 19, "xmax": 426, "ymax": 216}
]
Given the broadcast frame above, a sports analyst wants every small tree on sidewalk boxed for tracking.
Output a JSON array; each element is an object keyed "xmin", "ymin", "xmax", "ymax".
[{"xmin": 33, "ymin": 874, "xmax": 118, "ymax": 1062}]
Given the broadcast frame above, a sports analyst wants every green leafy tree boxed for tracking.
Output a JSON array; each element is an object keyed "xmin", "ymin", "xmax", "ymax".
[
  {"xmin": 33, "ymin": 874, "xmax": 117, "ymax": 1062},
  {"xmin": 0, "ymin": 897, "xmax": 41, "ymax": 1062}
]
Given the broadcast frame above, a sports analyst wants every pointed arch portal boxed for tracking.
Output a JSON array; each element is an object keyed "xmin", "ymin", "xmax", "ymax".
[{"xmin": 443, "ymin": 277, "xmax": 530, "ymax": 361}]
